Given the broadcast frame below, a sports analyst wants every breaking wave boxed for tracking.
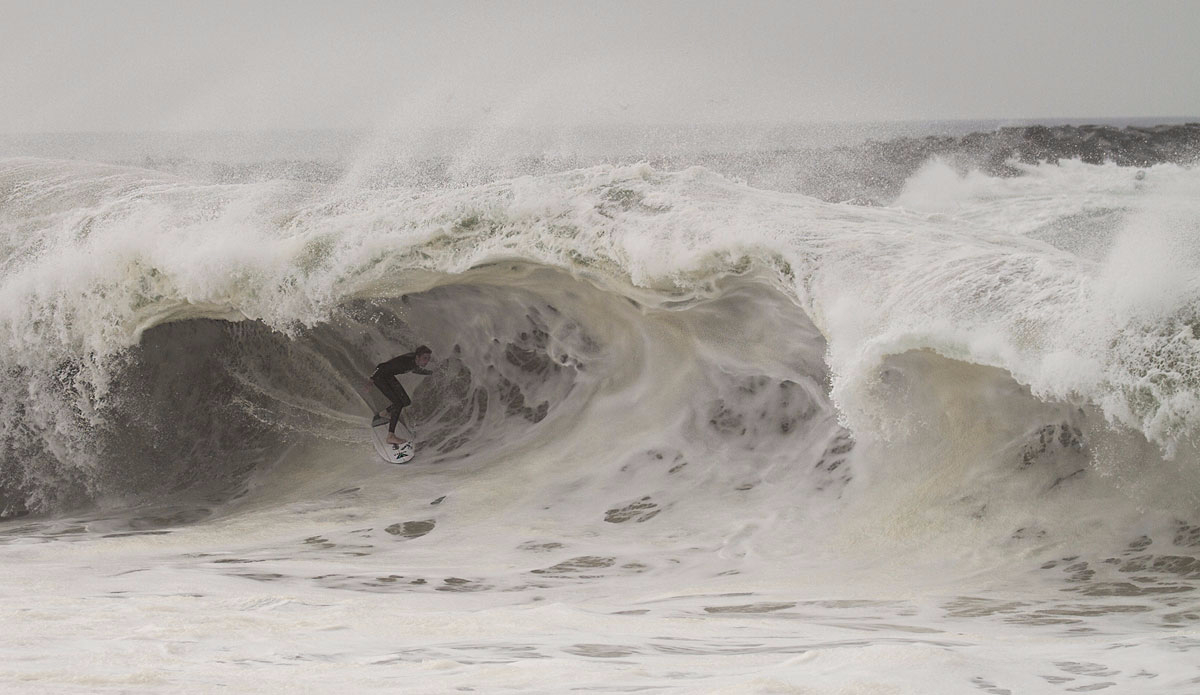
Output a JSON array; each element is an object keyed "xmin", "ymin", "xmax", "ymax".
[{"xmin": 1, "ymin": 153, "xmax": 1199, "ymax": 549}]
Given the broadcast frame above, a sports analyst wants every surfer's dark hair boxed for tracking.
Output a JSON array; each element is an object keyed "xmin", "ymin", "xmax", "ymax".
[{"xmin": 414, "ymin": 345, "xmax": 432, "ymax": 356}]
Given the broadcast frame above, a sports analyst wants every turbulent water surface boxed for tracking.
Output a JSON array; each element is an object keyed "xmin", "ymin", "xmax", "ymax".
[{"xmin": 2, "ymin": 126, "xmax": 1200, "ymax": 693}]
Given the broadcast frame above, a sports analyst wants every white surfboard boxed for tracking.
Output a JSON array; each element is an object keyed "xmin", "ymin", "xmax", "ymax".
[{"xmin": 370, "ymin": 416, "xmax": 416, "ymax": 464}]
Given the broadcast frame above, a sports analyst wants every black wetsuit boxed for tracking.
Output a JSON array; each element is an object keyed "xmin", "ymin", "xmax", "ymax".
[{"xmin": 371, "ymin": 352, "xmax": 432, "ymax": 434}]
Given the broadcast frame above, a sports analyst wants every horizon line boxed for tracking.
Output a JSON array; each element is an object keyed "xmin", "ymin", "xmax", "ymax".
[{"xmin": 2, "ymin": 116, "xmax": 1199, "ymax": 138}]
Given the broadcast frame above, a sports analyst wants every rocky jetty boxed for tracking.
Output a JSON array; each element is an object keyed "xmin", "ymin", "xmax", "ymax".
[{"xmin": 753, "ymin": 123, "xmax": 1200, "ymax": 205}]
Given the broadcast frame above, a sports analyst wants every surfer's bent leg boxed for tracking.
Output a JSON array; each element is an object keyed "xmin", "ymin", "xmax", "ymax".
[{"xmin": 371, "ymin": 374, "xmax": 412, "ymax": 433}]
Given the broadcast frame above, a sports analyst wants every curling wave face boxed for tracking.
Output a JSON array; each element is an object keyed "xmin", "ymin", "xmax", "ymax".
[{"xmin": 1, "ymin": 155, "xmax": 1199, "ymax": 550}]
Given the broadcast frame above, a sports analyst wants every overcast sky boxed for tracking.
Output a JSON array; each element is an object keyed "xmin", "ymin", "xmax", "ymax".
[{"xmin": 2, "ymin": 0, "xmax": 1198, "ymax": 133}]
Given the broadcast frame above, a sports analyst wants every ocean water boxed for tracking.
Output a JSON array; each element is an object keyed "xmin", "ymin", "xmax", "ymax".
[{"xmin": 2, "ymin": 126, "xmax": 1199, "ymax": 693}]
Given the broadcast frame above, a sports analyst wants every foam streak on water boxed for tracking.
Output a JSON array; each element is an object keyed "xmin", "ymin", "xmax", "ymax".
[{"xmin": 1, "ymin": 143, "xmax": 1200, "ymax": 693}]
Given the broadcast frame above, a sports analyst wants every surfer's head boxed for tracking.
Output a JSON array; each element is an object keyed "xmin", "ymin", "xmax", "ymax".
[{"xmin": 415, "ymin": 345, "xmax": 432, "ymax": 367}]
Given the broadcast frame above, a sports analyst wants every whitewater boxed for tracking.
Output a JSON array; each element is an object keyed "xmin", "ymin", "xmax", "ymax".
[{"xmin": 2, "ymin": 128, "xmax": 1200, "ymax": 693}]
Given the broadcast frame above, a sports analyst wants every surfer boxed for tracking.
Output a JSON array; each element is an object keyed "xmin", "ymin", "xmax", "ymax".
[{"xmin": 370, "ymin": 345, "xmax": 433, "ymax": 447}]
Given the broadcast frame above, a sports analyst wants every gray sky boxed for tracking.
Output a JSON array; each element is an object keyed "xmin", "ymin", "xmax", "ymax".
[{"xmin": 2, "ymin": 0, "xmax": 1198, "ymax": 132}]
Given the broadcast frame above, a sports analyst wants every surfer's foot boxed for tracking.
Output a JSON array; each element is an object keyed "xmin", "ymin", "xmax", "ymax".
[{"xmin": 387, "ymin": 434, "xmax": 409, "ymax": 447}]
